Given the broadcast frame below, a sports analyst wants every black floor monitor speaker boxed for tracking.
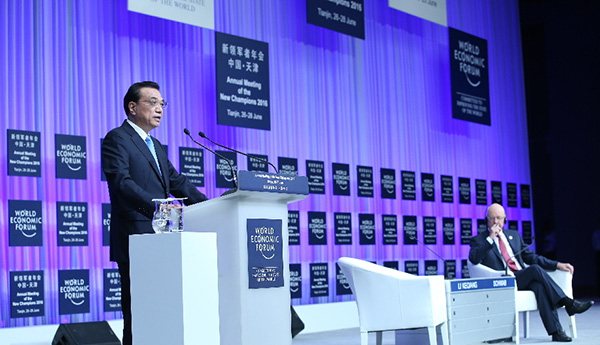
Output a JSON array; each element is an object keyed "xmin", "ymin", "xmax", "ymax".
[
  {"xmin": 291, "ymin": 306, "xmax": 305, "ymax": 338},
  {"xmin": 52, "ymin": 321, "xmax": 121, "ymax": 345}
]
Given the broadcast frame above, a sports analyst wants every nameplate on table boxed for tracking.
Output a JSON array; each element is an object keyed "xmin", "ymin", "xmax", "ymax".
[
  {"xmin": 237, "ymin": 170, "xmax": 309, "ymax": 195},
  {"xmin": 449, "ymin": 277, "xmax": 515, "ymax": 292}
]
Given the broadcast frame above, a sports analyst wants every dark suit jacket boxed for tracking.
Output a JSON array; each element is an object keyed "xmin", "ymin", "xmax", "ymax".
[
  {"xmin": 469, "ymin": 229, "xmax": 558, "ymax": 271},
  {"xmin": 101, "ymin": 121, "xmax": 208, "ymax": 262}
]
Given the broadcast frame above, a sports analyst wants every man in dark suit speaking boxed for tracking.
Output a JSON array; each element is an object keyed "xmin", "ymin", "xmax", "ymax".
[
  {"xmin": 102, "ymin": 81, "xmax": 208, "ymax": 345},
  {"xmin": 469, "ymin": 203, "xmax": 592, "ymax": 342}
]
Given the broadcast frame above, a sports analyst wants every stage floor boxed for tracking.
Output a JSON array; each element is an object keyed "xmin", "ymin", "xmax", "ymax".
[
  {"xmin": 292, "ymin": 299, "xmax": 600, "ymax": 345},
  {"xmin": 1, "ymin": 299, "xmax": 597, "ymax": 344}
]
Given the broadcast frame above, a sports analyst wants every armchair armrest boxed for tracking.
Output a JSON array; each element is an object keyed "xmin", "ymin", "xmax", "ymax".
[
  {"xmin": 547, "ymin": 270, "xmax": 573, "ymax": 298},
  {"xmin": 467, "ymin": 261, "xmax": 505, "ymax": 278}
]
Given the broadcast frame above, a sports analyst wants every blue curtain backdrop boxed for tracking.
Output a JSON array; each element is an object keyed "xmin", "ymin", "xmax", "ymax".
[{"xmin": 0, "ymin": 0, "xmax": 531, "ymax": 327}]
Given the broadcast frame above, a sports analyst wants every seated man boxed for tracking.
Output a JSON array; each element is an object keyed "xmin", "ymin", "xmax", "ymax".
[{"xmin": 469, "ymin": 203, "xmax": 593, "ymax": 342}]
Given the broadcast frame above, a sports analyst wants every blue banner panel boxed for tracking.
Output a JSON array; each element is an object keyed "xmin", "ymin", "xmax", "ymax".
[
  {"xmin": 278, "ymin": 157, "xmax": 298, "ymax": 176},
  {"xmin": 310, "ymin": 263, "xmax": 329, "ymax": 298},
  {"xmin": 358, "ymin": 213, "xmax": 375, "ymax": 245},
  {"xmin": 248, "ymin": 154, "xmax": 269, "ymax": 172},
  {"xmin": 308, "ymin": 211, "xmax": 327, "ymax": 245},
  {"xmin": 247, "ymin": 218, "xmax": 284, "ymax": 289},
  {"xmin": 401, "ymin": 170, "xmax": 416, "ymax": 200},
  {"xmin": 462, "ymin": 259, "xmax": 470, "ymax": 278},
  {"xmin": 58, "ymin": 269, "xmax": 90, "ymax": 315},
  {"xmin": 332, "ymin": 163, "xmax": 350, "ymax": 196},
  {"xmin": 380, "ymin": 168, "xmax": 396, "ymax": 199},
  {"xmin": 521, "ymin": 184, "xmax": 531, "ymax": 208},
  {"xmin": 289, "ymin": 263, "xmax": 302, "ymax": 299},
  {"xmin": 423, "ymin": 216, "xmax": 437, "ymax": 245},
  {"xmin": 403, "ymin": 215, "xmax": 417, "ymax": 245},
  {"xmin": 179, "ymin": 147, "xmax": 205, "ymax": 187},
  {"xmin": 102, "ymin": 203, "xmax": 111, "ymax": 246},
  {"xmin": 55, "ymin": 134, "xmax": 87, "ymax": 179},
  {"xmin": 357, "ymin": 165, "xmax": 373, "ymax": 197},
  {"xmin": 477, "ymin": 219, "xmax": 487, "ymax": 234},
  {"xmin": 10, "ymin": 270, "xmax": 45, "ymax": 318},
  {"xmin": 306, "ymin": 160, "xmax": 325, "ymax": 194},
  {"xmin": 382, "ymin": 214, "xmax": 397, "ymax": 245},
  {"xmin": 445, "ymin": 260, "xmax": 456, "ymax": 279},
  {"xmin": 383, "ymin": 261, "xmax": 399, "ymax": 270},
  {"xmin": 7, "ymin": 129, "xmax": 41, "ymax": 177},
  {"xmin": 421, "ymin": 173, "xmax": 435, "ymax": 202},
  {"xmin": 335, "ymin": 263, "xmax": 352, "ymax": 296},
  {"xmin": 507, "ymin": 182, "xmax": 518, "ymax": 207},
  {"xmin": 491, "ymin": 180, "xmax": 502, "ymax": 204},
  {"xmin": 215, "ymin": 150, "xmax": 237, "ymax": 189},
  {"xmin": 441, "ymin": 175, "xmax": 454, "ymax": 203},
  {"xmin": 288, "ymin": 211, "xmax": 300, "ymax": 245},
  {"xmin": 100, "ymin": 138, "xmax": 106, "ymax": 181},
  {"xmin": 425, "ymin": 260, "xmax": 439, "ymax": 276},
  {"xmin": 460, "ymin": 218, "xmax": 472, "ymax": 245},
  {"xmin": 459, "ymin": 177, "xmax": 471, "ymax": 204},
  {"xmin": 443, "ymin": 217, "xmax": 455, "ymax": 245},
  {"xmin": 523, "ymin": 221, "xmax": 533, "ymax": 244},
  {"xmin": 216, "ymin": 31, "xmax": 270, "ymax": 130},
  {"xmin": 9, "ymin": 200, "xmax": 43, "ymax": 247},
  {"xmin": 449, "ymin": 27, "xmax": 490, "ymax": 125},
  {"xmin": 334, "ymin": 212, "xmax": 352, "ymax": 245},
  {"xmin": 476, "ymin": 179, "xmax": 487, "ymax": 205},
  {"xmin": 306, "ymin": 0, "xmax": 365, "ymax": 39},
  {"xmin": 103, "ymin": 268, "xmax": 121, "ymax": 312},
  {"xmin": 405, "ymin": 261, "xmax": 419, "ymax": 275},
  {"xmin": 56, "ymin": 201, "xmax": 88, "ymax": 246}
]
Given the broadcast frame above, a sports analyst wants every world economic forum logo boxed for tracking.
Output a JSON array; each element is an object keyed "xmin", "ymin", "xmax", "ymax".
[
  {"xmin": 9, "ymin": 200, "xmax": 43, "ymax": 247},
  {"xmin": 55, "ymin": 134, "xmax": 87, "ymax": 179},
  {"xmin": 58, "ymin": 270, "xmax": 90, "ymax": 315},
  {"xmin": 454, "ymin": 40, "xmax": 485, "ymax": 87},
  {"xmin": 449, "ymin": 28, "xmax": 490, "ymax": 125},
  {"xmin": 247, "ymin": 219, "xmax": 283, "ymax": 289}
]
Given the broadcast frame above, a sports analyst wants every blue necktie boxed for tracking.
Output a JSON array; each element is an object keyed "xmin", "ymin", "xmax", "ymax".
[{"xmin": 145, "ymin": 136, "xmax": 162, "ymax": 175}]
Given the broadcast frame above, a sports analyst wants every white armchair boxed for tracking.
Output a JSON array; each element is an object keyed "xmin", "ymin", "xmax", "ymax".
[
  {"xmin": 337, "ymin": 257, "xmax": 449, "ymax": 345},
  {"xmin": 467, "ymin": 261, "xmax": 576, "ymax": 342}
]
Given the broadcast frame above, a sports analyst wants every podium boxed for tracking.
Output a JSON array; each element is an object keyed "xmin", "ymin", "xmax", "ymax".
[
  {"xmin": 129, "ymin": 232, "xmax": 220, "ymax": 345},
  {"xmin": 184, "ymin": 171, "xmax": 308, "ymax": 345}
]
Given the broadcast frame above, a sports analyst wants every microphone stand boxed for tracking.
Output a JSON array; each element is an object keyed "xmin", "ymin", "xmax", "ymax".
[
  {"xmin": 183, "ymin": 128, "xmax": 238, "ymax": 189},
  {"xmin": 410, "ymin": 235, "xmax": 449, "ymax": 277},
  {"xmin": 502, "ymin": 237, "xmax": 533, "ymax": 276},
  {"xmin": 199, "ymin": 131, "xmax": 279, "ymax": 174}
]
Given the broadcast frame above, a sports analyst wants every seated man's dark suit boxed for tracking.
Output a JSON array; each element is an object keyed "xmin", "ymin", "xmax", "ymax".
[
  {"xmin": 469, "ymin": 229, "xmax": 566, "ymax": 335},
  {"xmin": 101, "ymin": 120, "xmax": 208, "ymax": 343}
]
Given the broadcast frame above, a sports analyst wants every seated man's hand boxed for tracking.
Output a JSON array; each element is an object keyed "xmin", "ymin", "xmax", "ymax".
[
  {"xmin": 557, "ymin": 262, "xmax": 574, "ymax": 274},
  {"xmin": 488, "ymin": 223, "xmax": 502, "ymax": 239}
]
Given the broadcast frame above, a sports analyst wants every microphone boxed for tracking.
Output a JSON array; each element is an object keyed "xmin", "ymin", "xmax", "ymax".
[
  {"xmin": 503, "ymin": 235, "xmax": 535, "ymax": 276},
  {"xmin": 198, "ymin": 131, "xmax": 279, "ymax": 174},
  {"xmin": 409, "ymin": 234, "xmax": 449, "ymax": 277},
  {"xmin": 183, "ymin": 128, "xmax": 238, "ymax": 188}
]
